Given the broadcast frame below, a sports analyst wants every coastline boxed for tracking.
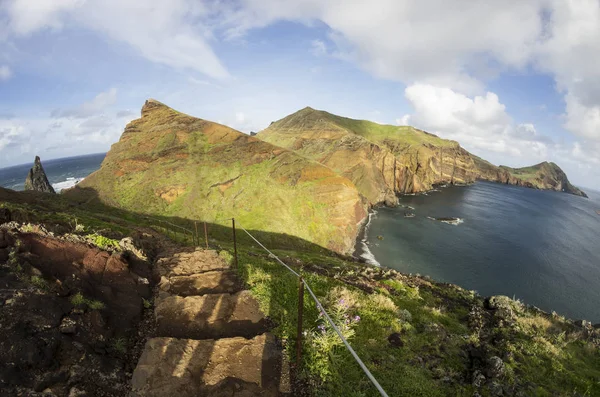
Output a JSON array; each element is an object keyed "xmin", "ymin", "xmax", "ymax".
[{"xmin": 353, "ymin": 207, "xmax": 381, "ymax": 266}]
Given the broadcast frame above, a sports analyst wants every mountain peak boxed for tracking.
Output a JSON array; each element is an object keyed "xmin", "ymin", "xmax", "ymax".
[
  {"xmin": 24, "ymin": 156, "xmax": 55, "ymax": 194},
  {"xmin": 141, "ymin": 98, "xmax": 170, "ymax": 116}
]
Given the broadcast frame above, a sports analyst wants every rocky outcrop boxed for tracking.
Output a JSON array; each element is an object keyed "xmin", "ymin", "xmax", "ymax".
[
  {"xmin": 24, "ymin": 156, "xmax": 55, "ymax": 193},
  {"xmin": 77, "ymin": 99, "xmax": 367, "ymax": 254},
  {"xmin": 132, "ymin": 246, "xmax": 289, "ymax": 396},
  {"xmin": 473, "ymin": 156, "xmax": 587, "ymax": 197},
  {"xmin": 258, "ymin": 107, "xmax": 477, "ymax": 204}
]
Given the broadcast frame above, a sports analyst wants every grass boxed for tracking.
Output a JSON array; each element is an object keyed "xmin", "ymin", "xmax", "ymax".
[
  {"xmin": 70, "ymin": 292, "xmax": 105, "ymax": 310},
  {"xmin": 86, "ymin": 233, "xmax": 120, "ymax": 250},
  {"xmin": 73, "ymin": 102, "xmax": 365, "ymax": 254},
  {"xmin": 227, "ymin": 240, "xmax": 600, "ymax": 396}
]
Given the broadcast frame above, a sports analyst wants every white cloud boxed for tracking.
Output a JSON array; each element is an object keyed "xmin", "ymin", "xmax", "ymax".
[
  {"xmin": 3, "ymin": 0, "xmax": 229, "ymax": 79},
  {"xmin": 223, "ymin": 0, "xmax": 546, "ymax": 94},
  {"xmin": 222, "ymin": 0, "xmax": 600, "ymax": 144},
  {"xmin": 402, "ymin": 83, "xmax": 549, "ymax": 159},
  {"xmin": 396, "ymin": 114, "xmax": 411, "ymax": 126},
  {"xmin": 235, "ymin": 112, "xmax": 245, "ymax": 123},
  {"xmin": 310, "ymin": 39, "xmax": 326, "ymax": 56},
  {"xmin": 52, "ymin": 87, "xmax": 117, "ymax": 118},
  {"xmin": 0, "ymin": 65, "xmax": 12, "ymax": 81},
  {"xmin": 563, "ymin": 92, "xmax": 600, "ymax": 142}
]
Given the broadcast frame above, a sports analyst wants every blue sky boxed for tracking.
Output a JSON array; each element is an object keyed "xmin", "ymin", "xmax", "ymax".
[{"xmin": 0, "ymin": 0, "xmax": 599, "ymax": 189}]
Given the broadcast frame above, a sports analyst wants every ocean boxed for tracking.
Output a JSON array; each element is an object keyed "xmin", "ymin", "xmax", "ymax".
[
  {"xmin": 361, "ymin": 181, "xmax": 600, "ymax": 323},
  {"xmin": 0, "ymin": 153, "xmax": 106, "ymax": 192}
]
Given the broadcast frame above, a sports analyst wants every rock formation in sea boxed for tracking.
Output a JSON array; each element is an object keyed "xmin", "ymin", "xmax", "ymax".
[{"xmin": 24, "ymin": 156, "xmax": 55, "ymax": 194}]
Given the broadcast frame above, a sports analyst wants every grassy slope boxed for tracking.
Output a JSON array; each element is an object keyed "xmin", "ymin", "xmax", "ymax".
[
  {"xmin": 1, "ymin": 188, "xmax": 598, "ymax": 396},
  {"xmin": 473, "ymin": 154, "xmax": 587, "ymax": 197},
  {"xmin": 259, "ymin": 107, "xmax": 472, "ymax": 202},
  {"xmin": 77, "ymin": 100, "xmax": 367, "ymax": 254}
]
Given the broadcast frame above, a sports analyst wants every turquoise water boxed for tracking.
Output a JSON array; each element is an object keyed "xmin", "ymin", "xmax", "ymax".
[
  {"xmin": 0, "ymin": 153, "xmax": 105, "ymax": 192},
  {"xmin": 363, "ymin": 181, "xmax": 600, "ymax": 322}
]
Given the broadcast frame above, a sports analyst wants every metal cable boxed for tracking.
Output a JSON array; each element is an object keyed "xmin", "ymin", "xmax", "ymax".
[
  {"xmin": 240, "ymin": 226, "xmax": 389, "ymax": 397},
  {"xmin": 240, "ymin": 227, "xmax": 300, "ymax": 277}
]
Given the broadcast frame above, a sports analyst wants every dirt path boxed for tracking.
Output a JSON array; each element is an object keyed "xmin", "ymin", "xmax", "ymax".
[{"xmin": 130, "ymin": 247, "xmax": 290, "ymax": 396}]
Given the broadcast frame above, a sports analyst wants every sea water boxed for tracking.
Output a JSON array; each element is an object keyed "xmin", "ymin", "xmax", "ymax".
[
  {"xmin": 363, "ymin": 181, "xmax": 600, "ymax": 322},
  {"xmin": 0, "ymin": 153, "xmax": 105, "ymax": 192}
]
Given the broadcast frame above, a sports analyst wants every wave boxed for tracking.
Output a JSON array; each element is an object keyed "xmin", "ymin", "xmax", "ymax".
[
  {"xmin": 427, "ymin": 216, "xmax": 464, "ymax": 226},
  {"xmin": 52, "ymin": 177, "xmax": 84, "ymax": 192},
  {"xmin": 359, "ymin": 210, "xmax": 382, "ymax": 266}
]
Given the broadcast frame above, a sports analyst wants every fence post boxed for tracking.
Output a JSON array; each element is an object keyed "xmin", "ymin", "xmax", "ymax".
[
  {"xmin": 194, "ymin": 221, "xmax": 199, "ymax": 247},
  {"xmin": 232, "ymin": 218, "xmax": 238, "ymax": 267},
  {"xmin": 296, "ymin": 277, "xmax": 305, "ymax": 365},
  {"xmin": 204, "ymin": 222, "xmax": 209, "ymax": 249}
]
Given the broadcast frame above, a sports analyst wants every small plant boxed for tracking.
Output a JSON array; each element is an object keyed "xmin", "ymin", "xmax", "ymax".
[
  {"xmin": 86, "ymin": 233, "xmax": 120, "ymax": 251},
  {"xmin": 21, "ymin": 223, "xmax": 34, "ymax": 233},
  {"xmin": 30, "ymin": 275, "xmax": 48, "ymax": 290},
  {"xmin": 71, "ymin": 218, "xmax": 86, "ymax": 233},
  {"xmin": 304, "ymin": 294, "xmax": 362, "ymax": 383},
  {"xmin": 87, "ymin": 300, "xmax": 105, "ymax": 310},
  {"xmin": 113, "ymin": 337, "xmax": 127, "ymax": 354},
  {"xmin": 70, "ymin": 292, "xmax": 86, "ymax": 306},
  {"xmin": 142, "ymin": 298, "xmax": 152, "ymax": 309},
  {"xmin": 219, "ymin": 250, "xmax": 234, "ymax": 265},
  {"xmin": 70, "ymin": 292, "xmax": 105, "ymax": 310},
  {"xmin": 7, "ymin": 249, "xmax": 18, "ymax": 266}
]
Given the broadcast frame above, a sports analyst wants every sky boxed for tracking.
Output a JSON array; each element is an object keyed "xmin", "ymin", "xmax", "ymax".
[{"xmin": 0, "ymin": 0, "xmax": 599, "ymax": 190}]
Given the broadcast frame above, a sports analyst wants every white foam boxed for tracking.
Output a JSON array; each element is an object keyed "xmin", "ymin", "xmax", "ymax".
[
  {"xmin": 52, "ymin": 177, "xmax": 84, "ymax": 192},
  {"xmin": 440, "ymin": 217, "xmax": 464, "ymax": 226},
  {"xmin": 359, "ymin": 210, "xmax": 382, "ymax": 266}
]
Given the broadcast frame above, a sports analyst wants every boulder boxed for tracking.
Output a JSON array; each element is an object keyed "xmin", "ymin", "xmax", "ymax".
[
  {"xmin": 486, "ymin": 356, "xmax": 505, "ymax": 378},
  {"xmin": 24, "ymin": 156, "xmax": 55, "ymax": 193},
  {"xmin": 387, "ymin": 332, "xmax": 403, "ymax": 348}
]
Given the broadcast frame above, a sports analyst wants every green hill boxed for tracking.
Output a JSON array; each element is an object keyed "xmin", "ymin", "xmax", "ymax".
[
  {"xmin": 75, "ymin": 100, "xmax": 368, "ymax": 254},
  {"xmin": 259, "ymin": 107, "xmax": 477, "ymax": 205},
  {"xmin": 472, "ymin": 156, "xmax": 587, "ymax": 197}
]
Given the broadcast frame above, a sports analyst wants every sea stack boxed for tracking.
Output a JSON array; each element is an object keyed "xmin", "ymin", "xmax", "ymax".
[{"xmin": 24, "ymin": 156, "xmax": 55, "ymax": 193}]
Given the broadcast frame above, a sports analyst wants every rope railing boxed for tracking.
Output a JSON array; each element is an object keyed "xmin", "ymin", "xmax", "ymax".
[
  {"xmin": 239, "ymin": 225, "xmax": 390, "ymax": 397},
  {"xmin": 154, "ymin": 215, "xmax": 389, "ymax": 396}
]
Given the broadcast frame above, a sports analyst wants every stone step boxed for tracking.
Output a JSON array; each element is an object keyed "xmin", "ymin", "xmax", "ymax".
[
  {"xmin": 131, "ymin": 333, "xmax": 290, "ymax": 396},
  {"xmin": 155, "ymin": 290, "xmax": 269, "ymax": 339},
  {"xmin": 155, "ymin": 249, "xmax": 230, "ymax": 278},
  {"xmin": 158, "ymin": 270, "xmax": 241, "ymax": 296}
]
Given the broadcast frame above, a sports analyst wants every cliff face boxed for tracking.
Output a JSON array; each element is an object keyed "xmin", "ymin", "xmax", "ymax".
[
  {"xmin": 473, "ymin": 156, "xmax": 587, "ymax": 197},
  {"xmin": 78, "ymin": 100, "xmax": 367, "ymax": 254},
  {"xmin": 258, "ymin": 107, "xmax": 478, "ymax": 205},
  {"xmin": 24, "ymin": 156, "xmax": 55, "ymax": 194}
]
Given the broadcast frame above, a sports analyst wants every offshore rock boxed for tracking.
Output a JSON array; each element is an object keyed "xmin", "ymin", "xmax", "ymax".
[{"xmin": 24, "ymin": 156, "xmax": 55, "ymax": 194}]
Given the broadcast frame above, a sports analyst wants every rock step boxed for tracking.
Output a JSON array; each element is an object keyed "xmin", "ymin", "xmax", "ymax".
[
  {"xmin": 159, "ymin": 270, "xmax": 242, "ymax": 296},
  {"xmin": 131, "ymin": 333, "xmax": 290, "ymax": 396},
  {"xmin": 155, "ymin": 290, "xmax": 269, "ymax": 340},
  {"xmin": 155, "ymin": 249, "xmax": 230, "ymax": 278}
]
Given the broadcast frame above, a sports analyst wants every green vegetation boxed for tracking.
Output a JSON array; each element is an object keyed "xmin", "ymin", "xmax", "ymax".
[
  {"xmin": 86, "ymin": 233, "xmax": 120, "ymax": 250},
  {"xmin": 76, "ymin": 100, "xmax": 365, "ymax": 253},
  {"xmin": 112, "ymin": 337, "xmax": 128, "ymax": 354},
  {"xmin": 70, "ymin": 292, "xmax": 105, "ymax": 310},
  {"xmin": 229, "ymin": 240, "xmax": 600, "ymax": 396},
  {"xmin": 30, "ymin": 275, "xmax": 49, "ymax": 290}
]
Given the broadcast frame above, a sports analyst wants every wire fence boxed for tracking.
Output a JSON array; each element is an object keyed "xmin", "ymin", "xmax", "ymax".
[
  {"xmin": 240, "ymin": 225, "xmax": 390, "ymax": 397},
  {"xmin": 143, "ymin": 215, "xmax": 388, "ymax": 395}
]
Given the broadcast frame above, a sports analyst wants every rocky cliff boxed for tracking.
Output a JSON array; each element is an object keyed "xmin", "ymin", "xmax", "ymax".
[
  {"xmin": 77, "ymin": 100, "xmax": 367, "ymax": 254},
  {"xmin": 24, "ymin": 156, "xmax": 55, "ymax": 194},
  {"xmin": 258, "ymin": 107, "xmax": 478, "ymax": 205},
  {"xmin": 473, "ymin": 156, "xmax": 587, "ymax": 197}
]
